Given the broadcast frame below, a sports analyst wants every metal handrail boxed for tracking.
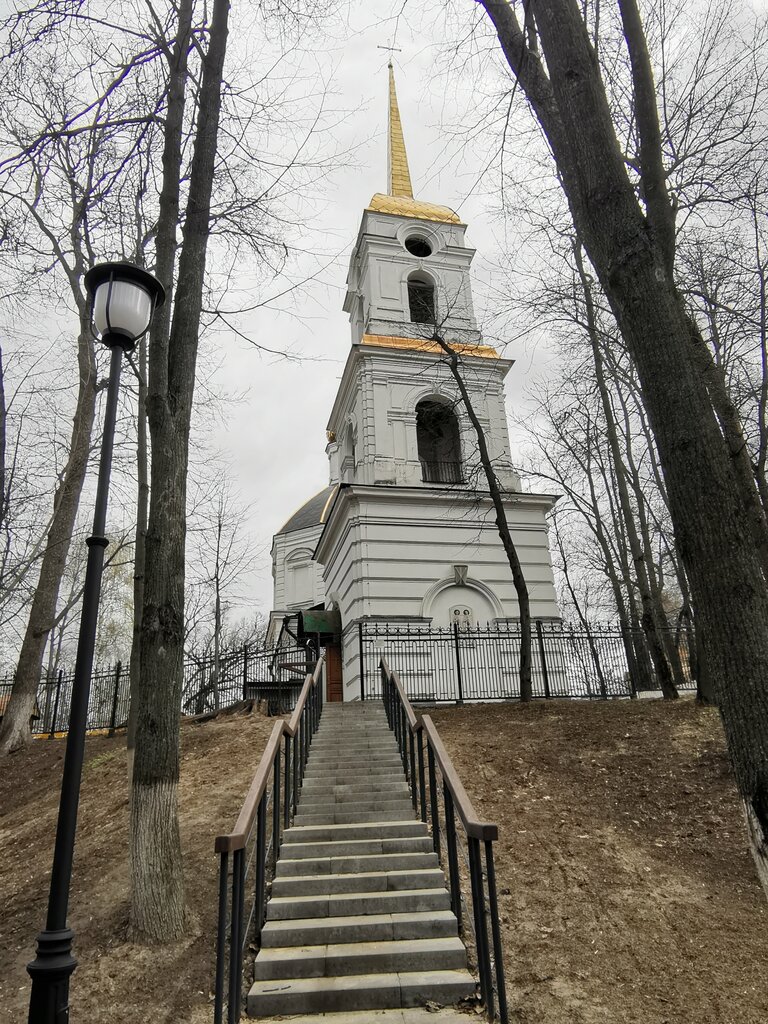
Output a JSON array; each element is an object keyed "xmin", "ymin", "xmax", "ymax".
[
  {"xmin": 380, "ymin": 657, "xmax": 507, "ymax": 1024},
  {"xmin": 213, "ymin": 657, "xmax": 324, "ymax": 1024}
]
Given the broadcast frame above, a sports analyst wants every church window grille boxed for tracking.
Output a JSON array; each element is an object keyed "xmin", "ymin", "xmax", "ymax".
[
  {"xmin": 416, "ymin": 399, "xmax": 463, "ymax": 483},
  {"xmin": 408, "ymin": 274, "xmax": 435, "ymax": 324}
]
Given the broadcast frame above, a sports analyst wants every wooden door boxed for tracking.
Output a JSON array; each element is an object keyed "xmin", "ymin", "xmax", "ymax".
[{"xmin": 325, "ymin": 642, "xmax": 343, "ymax": 702}]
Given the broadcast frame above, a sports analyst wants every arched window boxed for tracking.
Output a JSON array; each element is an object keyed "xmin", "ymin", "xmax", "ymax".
[
  {"xmin": 408, "ymin": 273, "xmax": 435, "ymax": 324},
  {"xmin": 416, "ymin": 399, "xmax": 463, "ymax": 483}
]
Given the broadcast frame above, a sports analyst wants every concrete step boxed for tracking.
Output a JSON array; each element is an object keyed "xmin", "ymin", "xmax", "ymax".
[
  {"xmin": 300, "ymin": 781, "xmax": 410, "ymax": 796},
  {"xmin": 266, "ymin": 887, "xmax": 450, "ymax": 921},
  {"xmin": 260, "ymin": 909, "xmax": 459, "ymax": 947},
  {"xmin": 271, "ymin": 867, "xmax": 445, "ymax": 897},
  {"xmin": 296, "ymin": 798, "xmax": 414, "ymax": 816},
  {"xmin": 252, "ymin": 936, "xmax": 467, "ymax": 980},
  {"xmin": 294, "ymin": 810, "xmax": 419, "ymax": 826},
  {"xmin": 279, "ymin": 835, "xmax": 435, "ymax": 860},
  {"xmin": 283, "ymin": 821, "xmax": 428, "ymax": 844},
  {"xmin": 247, "ymin": 968, "xmax": 475, "ymax": 1016},
  {"xmin": 308, "ymin": 756, "xmax": 403, "ymax": 768},
  {"xmin": 311, "ymin": 734, "xmax": 394, "ymax": 744},
  {"xmin": 252, "ymin": 1008, "xmax": 479, "ymax": 1024},
  {"xmin": 305, "ymin": 768, "xmax": 406, "ymax": 782},
  {"xmin": 276, "ymin": 851, "xmax": 439, "ymax": 877}
]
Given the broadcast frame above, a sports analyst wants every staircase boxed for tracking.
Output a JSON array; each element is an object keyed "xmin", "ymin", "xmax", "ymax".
[{"xmin": 247, "ymin": 701, "xmax": 476, "ymax": 1016}]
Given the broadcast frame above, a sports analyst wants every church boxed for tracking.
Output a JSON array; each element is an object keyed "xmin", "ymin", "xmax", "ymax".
[{"xmin": 268, "ymin": 67, "xmax": 559, "ymax": 700}]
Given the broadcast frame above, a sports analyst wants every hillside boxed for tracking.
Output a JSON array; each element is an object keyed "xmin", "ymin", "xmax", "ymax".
[
  {"xmin": 1, "ymin": 699, "xmax": 766, "ymax": 1024},
  {"xmin": 430, "ymin": 700, "xmax": 768, "ymax": 1024}
]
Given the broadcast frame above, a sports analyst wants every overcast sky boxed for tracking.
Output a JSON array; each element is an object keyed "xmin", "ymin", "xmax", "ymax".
[{"xmin": 209, "ymin": 1, "xmax": 549, "ymax": 622}]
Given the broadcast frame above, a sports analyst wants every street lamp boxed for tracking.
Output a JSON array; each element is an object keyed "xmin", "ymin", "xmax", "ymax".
[{"xmin": 27, "ymin": 262, "xmax": 165, "ymax": 1024}]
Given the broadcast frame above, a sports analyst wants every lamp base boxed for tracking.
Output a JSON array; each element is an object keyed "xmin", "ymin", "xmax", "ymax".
[{"xmin": 27, "ymin": 928, "xmax": 77, "ymax": 1024}]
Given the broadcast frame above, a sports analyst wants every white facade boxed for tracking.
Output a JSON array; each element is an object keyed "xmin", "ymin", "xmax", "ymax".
[{"xmin": 269, "ymin": 70, "xmax": 560, "ymax": 689}]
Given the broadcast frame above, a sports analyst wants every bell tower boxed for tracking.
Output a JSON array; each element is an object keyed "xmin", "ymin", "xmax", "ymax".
[
  {"xmin": 269, "ymin": 63, "xmax": 560, "ymax": 677},
  {"xmin": 328, "ymin": 63, "xmax": 519, "ymax": 492},
  {"xmin": 343, "ymin": 65, "xmax": 481, "ymax": 346}
]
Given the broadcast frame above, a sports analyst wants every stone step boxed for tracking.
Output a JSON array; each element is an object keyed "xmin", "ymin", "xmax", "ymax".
[
  {"xmin": 266, "ymin": 886, "xmax": 450, "ymax": 921},
  {"xmin": 300, "ymin": 781, "xmax": 410, "ymax": 796},
  {"xmin": 296, "ymin": 798, "xmax": 414, "ymax": 816},
  {"xmin": 276, "ymin": 851, "xmax": 438, "ymax": 877},
  {"xmin": 253, "ymin": 1008, "xmax": 479, "ymax": 1024},
  {"xmin": 279, "ymin": 835, "xmax": 434, "ymax": 860},
  {"xmin": 293, "ymin": 810, "xmax": 418, "ymax": 826},
  {"xmin": 308, "ymin": 755, "xmax": 403, "ymax": 768},
  {"xmin": 310, "ymin": 732, "xmax": 395, "ymax": 741},
  {"xmin": 252, "ymin": 936, "xmax": 467, "ymax": 980},
  {"xmin": 314, "ymin": 725, "xmax": 391, "ymax": 733},
  {"xmin": 247, "ymin": 969, "xmax": 475, "ymax": 1016},
  {"xmin": 283, "ymin": 821, "xmax": 428, "ymax": 844},
  {"xmin": 260, "ymin": 909, "xmax": 459, "ymax": 947},
  {"xmin": 305, "ymin": 768, "xmax": 406, "ymax": 782},
  {"xmin": 271, "ymin": 867, "xmax": 445, "ymax": 897}
]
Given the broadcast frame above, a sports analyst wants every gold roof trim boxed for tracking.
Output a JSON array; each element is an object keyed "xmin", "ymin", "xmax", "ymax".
[
  {"xmin": 361, "ymin": 333, "xmax": 499, "ymax": 360},
  {"xmin": 319, "ymin": 483, "xmax": 339, "ymax": 524},
  {"xmin": 388, "ymin": 64, "xmax": 413, "ymax": 198},
  {"xmin": 367, "ymin": 193, "xmax": 463, "ymax": 225}
]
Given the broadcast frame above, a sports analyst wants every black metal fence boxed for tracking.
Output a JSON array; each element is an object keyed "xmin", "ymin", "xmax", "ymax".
[
  {"xmin": 0, "ymin": 638, "xmax": 314, "ymax": 737},
  {"xmin": 214, "ymin": 661, "xmax": 324, "ymax": 1024},
  {"xmin": 359, "ymin": 620, "xmax": 696, "ymax": 702},
  {"xmin": 381, "ymin": 659, "xmax": 507, "ymax": 1023}
]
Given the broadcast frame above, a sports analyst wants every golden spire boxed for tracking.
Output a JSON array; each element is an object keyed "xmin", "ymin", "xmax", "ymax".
[{"xmin": 387, "ymin": 63, "xmax": 414, "ymax": 199}]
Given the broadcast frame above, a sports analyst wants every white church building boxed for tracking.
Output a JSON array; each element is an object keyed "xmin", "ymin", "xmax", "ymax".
[{"xmin": 268, "ymin": 67, "xmax": 559, "ymax": 700}]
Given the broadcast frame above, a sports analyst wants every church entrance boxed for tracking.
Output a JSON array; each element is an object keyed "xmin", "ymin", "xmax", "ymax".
[{"xmin": 325, "ymin": 642, "xmax": 343, "ymax": 702}]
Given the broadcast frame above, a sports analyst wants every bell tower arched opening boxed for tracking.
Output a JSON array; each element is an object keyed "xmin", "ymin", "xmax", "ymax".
[
  {"xmin": 416, "ymin": 398, "xmax": 463, "ymax": 484},
  {"xmin": 407, "ymin": 273, "xmax": 435, "ymax": 324}
]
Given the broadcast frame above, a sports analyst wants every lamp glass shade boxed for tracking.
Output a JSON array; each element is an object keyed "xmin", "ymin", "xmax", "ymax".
[{"xmin": 93, "ymin": 279, "xmax": 153, "ymax": 341}]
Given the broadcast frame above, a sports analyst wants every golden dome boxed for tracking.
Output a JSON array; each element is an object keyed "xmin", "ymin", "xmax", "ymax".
[{"xmin": 366, "ymin": 193, "xmax": 463, "ymax": 225}]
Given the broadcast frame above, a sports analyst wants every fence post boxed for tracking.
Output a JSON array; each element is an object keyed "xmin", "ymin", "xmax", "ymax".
[
  {"xmin": 358, "ymin": 621, "xmax": 365, "ymax": 701},
  {"xmin": 50, "ymin": 670, "xmax": 64, "ymax": 738},
  {"xmin": 453, "ymin": 622, "xmax": 464, "ymax": 703},
  {"xmin": 108, "ymin": 660, "xmax": 123, "ymax": 736},
  {"xmin": 535, "ymin": 621, "xmax": 551, "ymax": 699},
  {"xmin": 242, "ymin": 644, "xmax": 249, "ymax": 700}
]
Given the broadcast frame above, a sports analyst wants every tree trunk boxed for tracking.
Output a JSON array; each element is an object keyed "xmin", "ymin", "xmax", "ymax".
[
  {"xmin": 130, "ymin": 0, "xmax": 230, "ymax": 942},
  {"xmin": 0, "ymin": 322, "xmax": 96, "ymax": 754},
  {"xmin": 481, "ymin": 0, "xmax": 768, "ymax": 895},
  {"xmin": 433, "ymin": 335, "xmax": 534, "ymax": 700},
  {"xmin": 574, "ymin": 242, "xmax": 678, "ymax": 698}
]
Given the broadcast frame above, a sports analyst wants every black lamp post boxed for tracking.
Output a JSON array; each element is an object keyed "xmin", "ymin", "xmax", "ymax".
[{"xmin": 27, "ymin": 262, "xmax": 165, "ymax": 1024}]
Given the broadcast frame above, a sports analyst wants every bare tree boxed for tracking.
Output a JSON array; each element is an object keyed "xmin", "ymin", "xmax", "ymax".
[{"xmin": 478, "ymin": 0, "xmax": 768, "ymax": 893}]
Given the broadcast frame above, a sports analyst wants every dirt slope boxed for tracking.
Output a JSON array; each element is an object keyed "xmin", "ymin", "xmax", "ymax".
[
  {"xmin": 431, "ymin": 699, "xmax": 768, "ymax": 1024},
  {"xmin": 1, "ymin": 700, "xmax": 766, "ymax": 1024},
  {"xmin": 0, "ymin": 710, "xmax": 276, "ymax": 1024}
]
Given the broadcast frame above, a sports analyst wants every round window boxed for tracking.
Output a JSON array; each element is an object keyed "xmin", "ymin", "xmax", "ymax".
[{"xmin": 405, "ymin": 236, "xmax": 433, "ymax": 257}]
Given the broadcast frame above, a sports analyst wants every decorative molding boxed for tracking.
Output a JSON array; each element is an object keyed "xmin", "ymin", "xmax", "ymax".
[{"xmin": 420, "ymin": 574, "xmax": 504, "ymax": 619}]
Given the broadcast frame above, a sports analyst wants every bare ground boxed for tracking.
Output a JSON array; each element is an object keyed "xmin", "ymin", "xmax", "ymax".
[
  {"xmin": 0, "ymin": 709, "xmax": 277, "ymax": 1024},
  {"xmin": 1, "ymin": 699, "xmax": 766, "ymax": 1024},
  {"xmin": 430, "ymin": 699, "xmax": 768, "ymax": 1024}
]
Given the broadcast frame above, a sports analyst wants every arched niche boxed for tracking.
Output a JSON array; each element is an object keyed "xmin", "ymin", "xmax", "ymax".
[
  {"xmin": 407, "ymin": 271, "xmax": 436, "ymax": 324},
  {"xmin": 421, "ymin": 575, "xmax": 505, "ymax": 625},
  {"xmin": 285, "ymin": 547, "xmax": 315, "ymax": 607},
  {"xmin": 416, "ymin": 397, "xmax": 463, "ymax": 484}
]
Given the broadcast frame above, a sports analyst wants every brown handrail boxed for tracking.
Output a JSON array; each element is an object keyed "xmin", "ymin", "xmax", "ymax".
[
  {"xmin": 382, "ymin": 659, "xmax": 497, "ymax": 840},
  {"xmin": 382, "ymin": 658, "xmax": 421, "ymax": 732},
  {"xmin": 215, "ymin": 720, "xmax": 284, "ymax": 853},
  {"xmin": 380, "ymin": 656, "xmax": 507, "ymax": 1024},
  {"xmin": 214, "ymin": 658, "xmax": 323, "ymax": 854},
  {"xmin": 420, "ymin": 714, "xmax": 498, "ymax": 841},
  {"xmin": 287, "ymin": 660, "xmax": 320, "ymax": 736}
]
